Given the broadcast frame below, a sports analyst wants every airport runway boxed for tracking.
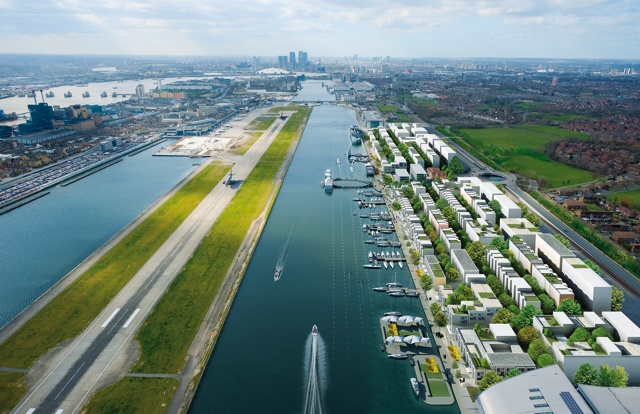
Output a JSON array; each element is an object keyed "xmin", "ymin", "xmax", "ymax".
[{"xmin": 13, "ymin": 114, "xmax": 290, "ymax": 413}]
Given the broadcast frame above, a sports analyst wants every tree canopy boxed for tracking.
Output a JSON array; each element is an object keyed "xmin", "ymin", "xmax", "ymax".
[
  {"xmin": 491, "ymin": 308, "xmax": 515, "ymax": 325},
  {"xmin": 611, "ymin": 286, "xmax": 624, "ymax": 311},
  {"xmin": 513, "ymin": 305, "xmax": 543, "ymax": 331},
  {"xmin": 466, "ymin": 241, "xmax": 486, "ymax": 268},
  {"xmin": 556, "ymin": 298, "xmax": 583, "ymax": 315},
  {"xmin": 478, "ymin": 370, "xmax": 502, "ymax": 391}
]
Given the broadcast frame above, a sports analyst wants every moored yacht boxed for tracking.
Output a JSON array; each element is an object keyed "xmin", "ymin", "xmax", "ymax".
[
  {"xmin": 388, "ymin": 353, "xmax": 408, "ymax": 360},
  {"xmin": 411, "ymin": 378, "xmax": 420, "ymax": 396}
]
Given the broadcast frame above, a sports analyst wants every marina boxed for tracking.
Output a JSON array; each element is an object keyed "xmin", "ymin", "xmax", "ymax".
[{"xmin": 190, "ymin": 83, "xmax": 457, "ymax": 413}]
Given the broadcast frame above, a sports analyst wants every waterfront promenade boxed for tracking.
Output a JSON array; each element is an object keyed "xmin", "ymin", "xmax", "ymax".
[{"xmin": 375, "ymin": 177, "xmax": 479, "ymax": 414}]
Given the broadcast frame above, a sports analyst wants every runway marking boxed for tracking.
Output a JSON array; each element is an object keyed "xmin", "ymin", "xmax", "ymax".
[
  {"xmin": 107, "ymin": 311, "xmax": 128, "ymax": 335},
  {"xmin": 26, "ymin": 409, "xmax": 35, "ymax": 414},
  {"xmin": 54, "ymin": 361, "xmax": 85, "ymax": 400},
  {"xmin": 122, "ymin": 309, "xmax": 141, "ymax": 328},
  {"xmin": 101, "ymin": 308, "xmax": 120, "ymax": 328},
  {"xmin": 170, "ymin": 242, "xmax": 183, "ymax": 257}
]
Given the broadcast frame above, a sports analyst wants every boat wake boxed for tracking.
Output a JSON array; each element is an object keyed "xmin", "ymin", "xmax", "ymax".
[
  {"xmin": 303, "ymin": 326, "xmax": 327, "ymax": 414},
  {"xmin": 274, "ymin": 220, "xmax": 296, "ymax": 281}
]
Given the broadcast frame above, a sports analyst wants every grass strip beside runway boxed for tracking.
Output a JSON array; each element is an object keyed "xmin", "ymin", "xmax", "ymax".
[
  {"xmin": 84, "ymin": 106, "xmax": 311, "ymax": 413},
  {"xmin": 82, "ymin": 377, "xmax": 178, "ymax": 414},
  {"xmin": 0, "ymin": 164, "xmax": 230, "ymax": 370},
  {"xmin": 0, "ymin": 372, "xmax": 25, "ymax": 413}
]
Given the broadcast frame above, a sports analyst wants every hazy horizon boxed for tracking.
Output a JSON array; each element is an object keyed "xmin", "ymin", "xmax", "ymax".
[{"xmin": 0, "ymin": 0, "xmax": 638, "ymax": 60}]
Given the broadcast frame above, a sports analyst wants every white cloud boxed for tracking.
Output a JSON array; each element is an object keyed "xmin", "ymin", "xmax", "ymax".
[{"xmin": 0, "ymin": 0, "xmax": 637, "ymax": 58}]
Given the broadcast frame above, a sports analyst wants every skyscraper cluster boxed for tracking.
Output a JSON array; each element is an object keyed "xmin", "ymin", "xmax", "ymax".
[{"xmin": 277, "ymin": 51, "xmax": 308, "ymax": 71}]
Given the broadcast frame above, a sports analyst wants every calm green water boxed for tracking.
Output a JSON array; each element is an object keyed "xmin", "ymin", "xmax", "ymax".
[{"xmin": 190, "ymin": 84, "xmax": 460, "ymax": 413}]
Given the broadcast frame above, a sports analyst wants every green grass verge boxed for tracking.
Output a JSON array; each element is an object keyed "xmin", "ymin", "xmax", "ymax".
[
  {"xmin": 131, "ymin": 106, "xmax": 312, "ymax": 374},
  {"xmin": 0, "ymin": 372, "xmax": 25, "ymax": 413},
  {"xmin": 427, "ymin": 379, "xmax": 450, "ymax": 397},
  {"xmin": 246, "ymin": 116, "xmax": 277, "ymax": 131},
  {"xmin": 459, "ymin": 125, "xmax": 590, "ymax": 151},
  {"xmin": 376, "ymin": 104, "xmax": 411, "ymax": 122},
  {"xmin": 502, "ymin": 155, "xmax": 597, "ymax": 188},
  {"xmin": 0, "ymin": 164, "xmax": 230, "ymax": 369},
  {"xmin": 84, "ymin": 377, "xmax": 179, "ymax": 414},
  {"xmin": 607, "ymin": 189, "xmax": 640, "ymax": 212},
  {"xmin": 231, "ymin": 132, "xmax": 263, "ymax": 155}
]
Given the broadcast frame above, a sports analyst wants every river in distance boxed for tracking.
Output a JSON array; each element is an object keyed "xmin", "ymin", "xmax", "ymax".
[
  {"xmin": 189, "ymin": 81, "xmax": 460, "ymax": 414},
  {"xmin": 0, "ymin": 142, "xmax": 197, "ymax": 328}
]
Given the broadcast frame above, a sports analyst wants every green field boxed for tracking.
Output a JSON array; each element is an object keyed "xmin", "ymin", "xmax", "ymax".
[
  {"xmin": 502, "ymin": 155, "xmax": 598, "ymax": 188},
  {"xmin": 456, "ymin": 125, "xmax": 597, "ymax": 188},
  {"xmin": 376, "ymin": 104, "xmax": 410, "ymax": 122},
  {"xmin": 84, "ymin": 377, "xmax": 179, "ymax": 414},
  {"xmin": 427, "ymin": 379, "xmax": 450, "ymax": 397},
  {"xmin": 607, "ymin": 189, "xmax": 640, "ymax": 212},
  {"xmin": 460, "ymin": 125, "xmax": 590, "ymax": 150},
  {"xmin": 246, "ymin": 115, "xmax": 277, "ymax": 131},
  {"xmin": 83, "ymin": 106, "xmax": 312, "ymax": 412},
  {"xmin": 0, "ymin": 372, "xmax": 24, "ymax": 413}
]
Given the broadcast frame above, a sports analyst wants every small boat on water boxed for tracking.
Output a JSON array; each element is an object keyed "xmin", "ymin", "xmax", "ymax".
[
  {"xmin": 398, "ymin": 261, "xmax": 404, "ymax": 269},
  {"xmin": 389, "ymin": 291, "xmax": 406, "ymax": 297},
  {"xmin": 312, "ymin": 325, "xmax": 318, "ymax": 336},
  {"xmin": 411, "ymin": 378, "xmax": 420, "ymax": 396},
  {"xmin": 407, "ymin": 291, "xmax": 419, "ymax": 298},
  {"xmin": 364, "ymin": 239, "xmax": 376, "ymax": 244},
  {"xmin": 336, "ymin": 158, "xmax": 341, "ymax": 165},
  {"xmin": 274, "ymin": 268, "xmax": 282, "ymax": 281},
  {"xmin": 363, "ymin": 264, "xmax": 381, "ymax": 269},
  {"xmin": 368, "ymin": 251, "xmax": 374, "ymax": 262},
  {"xmin": 380, "ymin": 343, "xmax": 386, "ymax": 351},
  {"xmin": 388, "ymin": 353, "xmax": 408, "ymax": 360},
  {"xmin": 389, "ymin": 261, "xmax": 394, "ymax": 269},
  {"xmin": 384, "ymin": 311, "xmax": 401, "ymax": 316},
  {"xmin": 409, "ymin": 356, "xmax": 415, "ymax": 367},
  {"xmin": 383, "ymin": 261, "xmax": 388, "ymax": 269},
  {"xmin": 386, "ymin": 282, "xmax": 402, "ymax": 287},
  {"xmin": 373, "ymin": 287, "xmax": 388, "ymax": 292}
]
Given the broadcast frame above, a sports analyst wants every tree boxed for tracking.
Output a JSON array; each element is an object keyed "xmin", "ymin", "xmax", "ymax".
[
  {"xmin": 442, "ymin": 206, "xmax": 457, "ymax": 224},
  {"xmin": 434, "ymin": 311, "xmax": 448, "ymax": 328},
  {"xmin": 447, "ymin": 156, "xmax": 465, "ymax": 179},
  {"xmin": 523, "ymin": 275, "xmax": 543, "ymax": 296},
  {"xmin": 435, "ymin": 198, "xmax": 449, "ymax": 210},
  {"xmin": 382, "ymin": 174, "xmax": 393, "ymax": 186},
  {"xmin": 478, "ymin": 371, "xmax": 502, "ymax": 392},
  {"xmin": 554, "ymin": 234, "xmax": 570, "ymax": 248},
  {"xmin": 420, "ymin": 273, "xmax": 434, "ymax": 292},
  {"xmin": 430, "ymin": 302, "xmax": 442, "ymax": 316},
  {"xmin": 454, "ymin": 284, "xmax": 475, "ymax": 301},
  {"xmin": 498, "ymin": 293, "xmax": 514, "ymax": 308},
  {"xmin": 466, "ymin": 241, "xmax": 486, "ymax": 268},
  {"xmin": 527, "ymin": 339, "xmax": 549, "ymax": 363},
  {"xmin": 403, "ymin": 187, "xmax": 415, "ymax": 198},
  {"xmin": 392, "ymin": 201, "xmax": 402, "ymax": 211},
  {"xmin": 584, "ymin": 259, "xmax": 600, "ymax": 274},
  {"xmin": 568, "ymin": 327, "xmax": 591, "ymax": 345},
  {"xmin": 525, "ymin": 212, "xmax": 541, "ymax": 227},
  {"xmin": 486, "ymin": 274, "xmax": 504, "ymax": 296},
  {"xmin": 573, "ymin": 363, "xmax": 598, "ymax": 386},
  {"xmin": 488, "ymin": 199, "xmax": 502, "ymax": 217},
  {"xmin": 597, "ymin": 364, "xmax": 628, "ymax": 387},
  {"xmin": 611, "ymin": 286, "xmax": 624, "ymax": 311},
  {"xmin": 538, "ymin": 294, "xmax": 556, "ymax": 315},
  {"xmin": 410, "ymin": 249, "xmax": 421, "ymax": 265},
  {"xmin": 513, "ymin": 305, "xmax": 543, "ymax": 331},
  {"xmin": 517, "ymin": 326, "xmax": 539, "ymax": 348},
  {"xmin": 446, "ymin": 267, "xmax": 460, "ymax": 282},
  {"xmin": 492, "ymin": 308, "xmax": 515, "ymax": 325},
  {"xmin": 490, "ymin": 237, "xmax": 509, "ymax": 254},
  {"xmin": 506, "ymin": 368, "xmax": 522, "ymax": 379},
  {"xmin": 537, "ymin": 354, "xmax": 556, "ymax": 368},
  {"xmin": 556, "ymin": 298, "xmax": 583, "ymax": 315},
  {"xmin": 591, "ymin": 327, "xmax": 614, "ymax": 341}
]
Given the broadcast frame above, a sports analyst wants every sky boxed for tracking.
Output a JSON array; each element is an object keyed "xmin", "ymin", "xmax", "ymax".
[{"xmin": 0, "ymin": 0, "xmax": 638, "ymax": 59}]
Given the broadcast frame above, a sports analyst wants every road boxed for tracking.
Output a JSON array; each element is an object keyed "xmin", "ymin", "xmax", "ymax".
[{"xmin": 12, "ymin": 114, "xmax": 291, "ymax": 413}]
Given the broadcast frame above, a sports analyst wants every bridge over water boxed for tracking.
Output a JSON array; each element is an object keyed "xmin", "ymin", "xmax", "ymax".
[{"xmin": 332, "ymin": 178, "xmax": 374, "ymax": 188}]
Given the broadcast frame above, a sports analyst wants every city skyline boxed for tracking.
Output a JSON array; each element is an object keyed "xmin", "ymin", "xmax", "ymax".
[{"xmin": 0, "ymin": 0, "xmax": 638, "ymax": 60}]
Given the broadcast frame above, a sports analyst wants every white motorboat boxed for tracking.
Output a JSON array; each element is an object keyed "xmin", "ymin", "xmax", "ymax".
[
  {"xmin": 388, "ymin": 353, "xmax": 408, "ymax": 360},
  {"xmin": 411, "ymin": 378, "xmax": 420, "ymax": 396}
]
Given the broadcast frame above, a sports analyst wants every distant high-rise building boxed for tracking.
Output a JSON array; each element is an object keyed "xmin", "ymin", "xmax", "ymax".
[
  {"xmin": 289, "ymin": 52, "xmax": 296, "ymax": 70},
  {"xmin": 135, "ymin": 84, "xmax": 145, "ymax": 99},
  {"xmin": 551, "ymin": 76, "xmax": 558, "ymax": 87},
  {"xmin": 277, "ymin": 55, "xmax": 288, "ymax": 69},
  {"xmin": 298, "ymin": 50, "xmax": 308, "ymax": 69}
]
